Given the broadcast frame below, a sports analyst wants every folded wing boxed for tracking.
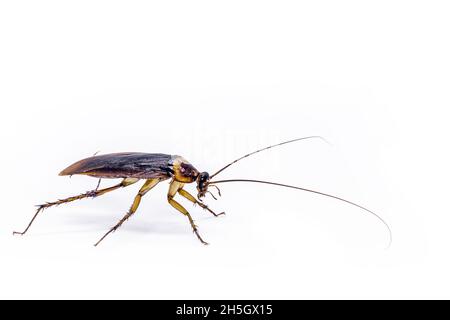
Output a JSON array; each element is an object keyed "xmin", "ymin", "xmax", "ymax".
[{"xmin": 59, "ymin": 153, "xmax": 174, "ymax": 179}]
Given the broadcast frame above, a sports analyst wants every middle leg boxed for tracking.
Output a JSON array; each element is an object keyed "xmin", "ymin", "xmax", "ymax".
[{"xmin": 94, "ymin": 178, "xmax": 160, "ymax": 246}]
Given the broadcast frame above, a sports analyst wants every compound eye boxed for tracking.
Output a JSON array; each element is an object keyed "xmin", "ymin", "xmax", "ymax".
[{"xmin": 200, "ymin": 172, "xmax": 209, "ymax": 183}]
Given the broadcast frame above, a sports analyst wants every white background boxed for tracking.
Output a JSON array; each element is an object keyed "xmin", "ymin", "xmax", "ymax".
[{"xmin": 0, "ymin": 1, "xmax": 449, "ymax": 299}]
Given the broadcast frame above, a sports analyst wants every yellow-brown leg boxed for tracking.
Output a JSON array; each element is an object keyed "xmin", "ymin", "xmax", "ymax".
[
  {"xmin": 94, "ymin": 178, "xmax": 160, "ymax": 246},
  {"xmin": 167, "ymin": 180, "xmax": 208, "ymax": 245},
  {"xmin": 13, "ymin": 178, "xmax": 139, "ymax": 236},
  {"xmin": 178, "ymin": 189, "xmax": 225, "ymax": 217}
]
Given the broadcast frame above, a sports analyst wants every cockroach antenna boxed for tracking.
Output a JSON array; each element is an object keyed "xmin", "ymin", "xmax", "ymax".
[
  {"xmin": 208, "ymin": 137, "xmax": 392, "ymax": 248},
  {"xmin": 210, "ymin": 136, "xmax": 329, "ymax": 178},
  {"xmin": 208, "ymin": 179, "xmax": 392, "ymax": 248}
]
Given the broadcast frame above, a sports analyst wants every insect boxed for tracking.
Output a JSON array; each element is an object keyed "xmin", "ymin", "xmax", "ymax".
[{"xmin": 14, "ymin": 137, "xmax": 392, "ymax": 247}]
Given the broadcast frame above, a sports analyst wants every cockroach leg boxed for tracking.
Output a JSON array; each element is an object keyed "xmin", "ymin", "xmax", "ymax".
[
  {"xmin": 178, "ymin": 188, "xmax": 225, "ymax": 217},
  {"xmin": 13, "ymin": 178, "xmax": 139, "ymax": 236},
  {"xmin": 167, "ymin": 181, "xmax": 209, "ymax": 245},
  {"xmin": 168, "ymin": 198, "xmax": 209, "ymax": 245},
  {"xmin": 12, "ymin": 205, "xmax": 46, "ymax": 236},
  {"xmin": 94, "ymin": 178, "xmax": 160, "ymax": 246},
  {"xmin": 95, "ymin": 179, "xmax": 102, "ymax": 192}
]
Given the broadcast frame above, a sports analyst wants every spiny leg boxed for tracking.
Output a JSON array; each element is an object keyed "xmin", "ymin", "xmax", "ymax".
[
  {"xmin": 94, "ymin": 178, "xmax": 160, "ymax": 247},
  {"xmin": 167, "ymin": 181, "xmax": 208, "ymax": 245},
  {"xmin": 13, "ymin": 178, "xmax": 139, "ymax": 236},
  {"xmin": 178, "ymin": 189, "xmax": 225, "ymax": 217},
  {"xmin": 168, "ymin": 198, "xmax": 209, "ymax": 245}
]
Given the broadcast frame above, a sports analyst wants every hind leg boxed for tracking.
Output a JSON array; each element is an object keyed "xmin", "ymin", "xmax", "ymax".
[{"xmin": 13, "ymin": 178, "xmax": 139, "ymax": 236}]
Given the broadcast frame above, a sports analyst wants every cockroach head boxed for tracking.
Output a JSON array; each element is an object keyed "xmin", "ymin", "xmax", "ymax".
[{"xmin": 196, "ymin": 171, "xmax": 210, "ymax": 199}]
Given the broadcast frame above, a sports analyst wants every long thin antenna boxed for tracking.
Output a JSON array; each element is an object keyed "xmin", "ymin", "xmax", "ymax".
[
  {"xmin": 209, "ymin": 178, "xmax": 392, "ymax": 248},
  {"xmin": 210, "ymin": 136, "xmax": 328, "ymax": 178}
]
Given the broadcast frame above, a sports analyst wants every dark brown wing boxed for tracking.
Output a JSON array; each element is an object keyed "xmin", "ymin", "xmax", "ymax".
[{"xmin": 59, "ymin": 153, "xmax": 174, "ymax": 179}]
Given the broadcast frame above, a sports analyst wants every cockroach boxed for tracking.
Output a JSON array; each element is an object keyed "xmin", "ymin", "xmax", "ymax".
[{"xmin": 13, "ymin": 137, "xmax": 392, "ymax": 247}]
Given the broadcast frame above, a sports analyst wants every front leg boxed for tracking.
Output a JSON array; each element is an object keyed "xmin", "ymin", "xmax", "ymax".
[
  {"xmin": 167, "ymin": 180, "xmax": 208, "ymax": 245},
  {"xmin": 178, "ymin": 189, "xmax": 225, "ymax": 217}
]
